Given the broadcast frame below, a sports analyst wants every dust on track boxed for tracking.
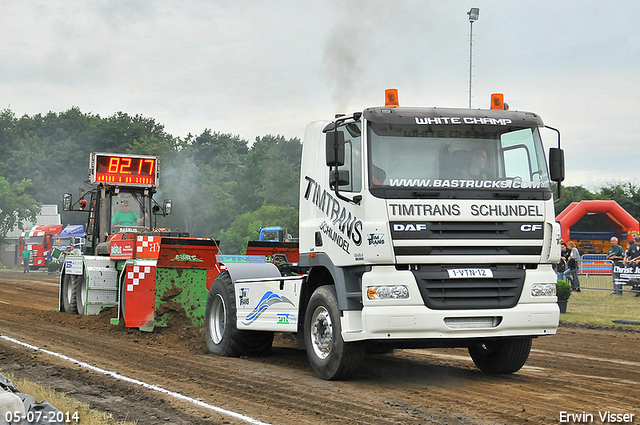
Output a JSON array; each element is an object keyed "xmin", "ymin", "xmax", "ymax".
[{"xmin": 1, "ymin": 269, "xmax": 639, "ymax": 425}]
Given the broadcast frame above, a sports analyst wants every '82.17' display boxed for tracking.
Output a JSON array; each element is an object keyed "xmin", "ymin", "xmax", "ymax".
[{"xmin": 91, "ymin": 153, "xmax": 158, "ymax": 186}]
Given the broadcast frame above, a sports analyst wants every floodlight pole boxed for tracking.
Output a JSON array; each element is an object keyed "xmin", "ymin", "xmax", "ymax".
[{"xmin": 468, "ymin": 8, "xmax": 479, "ymax": 109}]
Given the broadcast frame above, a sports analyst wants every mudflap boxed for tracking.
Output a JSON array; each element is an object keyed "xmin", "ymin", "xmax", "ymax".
[
  {"xmin": 154, "ymin": 238, "xmax": 221, "ymax": 328},
  {"xmin": 122, "ymin": 260, "xmax": 157, "ymax": 330}
]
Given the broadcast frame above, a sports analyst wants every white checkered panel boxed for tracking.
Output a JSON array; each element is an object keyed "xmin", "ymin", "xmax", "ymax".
[
  {"xmin": 136, "ymin": 236, "xmax": 158, "ymax": 253},
  {"xmin": 127, "ymin": 265, "xmax": 153, "ymax": 292}
]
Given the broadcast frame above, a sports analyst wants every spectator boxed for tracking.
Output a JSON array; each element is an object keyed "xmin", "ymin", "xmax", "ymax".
[
  {"xmin": 607, "ymin": 236, "xmax": 625, "ymax": 295},
  {"xmin": 21, "ymin": 247, "xmax": 31, "ymax": 273},
  {"xmin": 555, "ymin": 243, "xmax": 569, "ymax": 279},
  {"xmin": 628, "ymin": 237, "xmax": 640, "ymax": 297},
  {"xmin": 45, "ymin": 250, "xmax": 53, "ymax": 273},
  {"xmin": 624, "ymin": 239, "xmax": 640, "ymax": 267},
  {"xmin": 563, "ymin": 241, "xmax": 581, "ymax": 292}
]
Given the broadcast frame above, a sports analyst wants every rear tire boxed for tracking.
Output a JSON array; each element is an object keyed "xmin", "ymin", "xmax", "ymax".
[
  {"xmin": 61, "ymin": 274, "xmax": 78, "ymax": 314},
  {"xmin": 304, "ymin": 285, "xmax": 364, "ymax": 380},
  {"xmin": 468, "ymin": 337, "xmax": 532, "ymax": 374},
  {"xmin": 76, "ymin": 273, "xmax": 87, "ymax": 316},
  {"xmin": 204, "ymin": 271, "xmax": 273, "ymax": 357}
]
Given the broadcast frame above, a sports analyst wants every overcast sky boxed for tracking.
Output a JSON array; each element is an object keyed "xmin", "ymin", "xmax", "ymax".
[{"xmin": 2, "ymin": 1, "xmax": 639, "ymax": 189}]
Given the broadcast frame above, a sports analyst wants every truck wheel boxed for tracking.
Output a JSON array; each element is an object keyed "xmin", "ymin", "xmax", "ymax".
[
  {"xmin": 76, "ymin": 273, "xmax": 87, "ymax": 316},
  {"xmin": 304, "ymin": 285, "xmax": 364, "ymax": 380},
  {"xmin": 61, "ymin": 274, "xmax": 78, "ymax": 314},
  {"xmin": 205, "ymin": 271, "xmax": 273, "ymax": 357},
  {"xmin": 468, "ymin": 337, "xmax": 532, "ymax": 374}
]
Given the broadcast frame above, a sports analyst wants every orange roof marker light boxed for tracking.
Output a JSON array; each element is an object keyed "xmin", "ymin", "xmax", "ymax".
[
  {"xmin": 490, "ymin": 93, "xmax": 509, "ymax": 110},
  {"xmin": 491, "ymin": 93, "xmax": 504, "ymax": 110},
  {"xmin": 385, "ymin": 88, "xmax": 399, "ymax": 107}
]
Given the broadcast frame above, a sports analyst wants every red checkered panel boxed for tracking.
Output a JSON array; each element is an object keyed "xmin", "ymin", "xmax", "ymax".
[{"xmin": 123, "ymin": 264, "xmax": 156, "ymax": 328}]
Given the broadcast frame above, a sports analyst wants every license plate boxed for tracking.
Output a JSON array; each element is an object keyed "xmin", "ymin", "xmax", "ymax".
[{"xmin": 447, "ymin": 268, "xmax": 493, "ymax": 278}]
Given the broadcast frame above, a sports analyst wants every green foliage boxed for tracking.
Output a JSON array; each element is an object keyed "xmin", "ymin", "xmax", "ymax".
[
  {"xmin": 0, "ymin": 107, "xmax": 301, "ymax": 249},
  {"xmin": 219, "ymin": 205, "xmax": 299, "ymax": 254},
  {"xmin": 238, "ymin": 134, "xmax": 302, "ymax": 212},
  {"xmin": 556, "ymin": 279, "xmax": 572, "ymax": 302},
  {"xmin": 0, "ymin": 177, "xmax": 41, "ymax": 245},
  {"xmin": 594, "ymin": 180, "xmax": 640, "ymax": 220},
  {"xmin": 554, "ymin": 184, "xmax": 595, "ymax": 217},
  {"xmin": 0, "ymin": 107, "xmax": 177, "ymax": 209}
]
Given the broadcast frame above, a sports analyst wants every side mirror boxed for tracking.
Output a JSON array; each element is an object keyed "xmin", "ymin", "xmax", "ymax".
[
  {"xmin": 330, "ymin": 170, "xmax": 350, "ymax": 188},
  {"xmin": 63, "ymin": 193, "xmax": 72, "ymax": 211},
  {"xmin": 549, "ymin": 147, "xmax": 565, "ymax": 182},
  {"xmin": 163, "ymin": 199, "xmax": 172, "ymax": 215},
  {"xmin": 326, "ymin": 131, "xmax": 345, "ymax": 167}
]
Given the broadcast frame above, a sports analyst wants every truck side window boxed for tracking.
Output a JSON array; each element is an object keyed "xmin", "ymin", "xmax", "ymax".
[{"xmin": 337, "ymin": 125, "xmax": 362, "ymax": 192}]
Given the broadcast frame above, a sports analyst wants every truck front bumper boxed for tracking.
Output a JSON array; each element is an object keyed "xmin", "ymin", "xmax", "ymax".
[{"xmin": 341, "ymin": 302, "xmax": 559, "ymax": 342}]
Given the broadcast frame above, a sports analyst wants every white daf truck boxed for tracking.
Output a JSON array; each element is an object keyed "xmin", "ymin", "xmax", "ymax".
[{"xmin": 205, "ymin": 91, "xmax": 565, "ymax": 380}]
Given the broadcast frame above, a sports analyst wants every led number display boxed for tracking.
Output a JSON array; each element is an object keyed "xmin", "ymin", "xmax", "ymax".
[{"xmin": 92, "ymin": 153, "xmax": 158, "ymax": 186}]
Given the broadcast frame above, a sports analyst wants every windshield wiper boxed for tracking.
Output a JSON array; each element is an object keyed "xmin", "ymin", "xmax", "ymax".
[
  {"xmin": 412, "ymin": 191, "xmax": 441, "ymax": 198},
  {"xmin": 493, "ymin": 192, "xmax": 521, "ymax": 199}
]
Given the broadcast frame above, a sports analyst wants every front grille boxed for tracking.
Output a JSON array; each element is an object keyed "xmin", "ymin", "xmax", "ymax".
[
  {"xmin": 411, "ymin": 264, "xmax": 525, "ymax": 310},
  {"xmin": 391, "ymin": 221, "xmax": 544, "ymax": 258},
  {"xmin": 394, "ymin": 246, "xmax": 541, "ymax": 256},
  {"xmin": 390, "ymin": 221, "xmax": 543, "ymax": 240}
]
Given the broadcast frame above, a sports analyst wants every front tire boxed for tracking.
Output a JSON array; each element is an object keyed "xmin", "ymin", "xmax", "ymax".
[
  {"xmin": 204, "ymin": 271, "xmax": 273, "ymax": 357},
  {"xmin": 304, "ymin": 285, "xmax": 364, "ymax": 380},
  {"xmin": 468, "ymin": 337, "xmax": 532, "ymax": 374},
  {"xmin": 61, "ymin": 274, "xmax": 78, "ymax": 314}
]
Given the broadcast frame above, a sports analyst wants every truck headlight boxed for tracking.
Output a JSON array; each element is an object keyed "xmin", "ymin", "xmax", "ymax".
[
  {"xmin": 531, "ymin": 283, "xmax": 556, "ymax": 297},
  {"xmin": 367, "ymin": 285, "xmax": 409, "ymax": 300}
]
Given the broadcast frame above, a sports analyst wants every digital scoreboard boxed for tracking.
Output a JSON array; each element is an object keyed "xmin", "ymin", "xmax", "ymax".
[{"xmin": 89, "ymin": 153, "xmax": 158, "ymax": 186}]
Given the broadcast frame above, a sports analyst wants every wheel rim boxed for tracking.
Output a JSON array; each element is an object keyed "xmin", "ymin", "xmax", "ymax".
[
  {"xmin": 209, "ymin": 294, "xmax": 226, "ymax": 344},
  {"xmin": 310, "ymin": 305, "xmax": 333, "ymax": 359}
]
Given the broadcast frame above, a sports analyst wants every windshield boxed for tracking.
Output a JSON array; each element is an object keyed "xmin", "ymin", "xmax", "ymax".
[
  {"xmin": 368, "ymin": 122, "xmax": 550, "ymax": 190},
  {"xmin": 111, "ymin": 192, "xmax": 151, "ymax": 233},
  {"xmin": 22, "ymin": 236, "xmax": 43, "ymax": 245},
  {"xmin": 53, "ymin": 237, "xmax": 73, "ymax": 248}
]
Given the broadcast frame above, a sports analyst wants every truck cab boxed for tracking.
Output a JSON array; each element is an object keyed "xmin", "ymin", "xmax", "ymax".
[{"xmin": 204, "ymin": 92, "xmax": 565, "ymax": 380}]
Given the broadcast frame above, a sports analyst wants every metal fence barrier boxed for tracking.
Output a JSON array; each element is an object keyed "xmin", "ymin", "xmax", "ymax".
[{"xmin": 559, "ymin": 254, "xmax": 640, "ymax": 294}]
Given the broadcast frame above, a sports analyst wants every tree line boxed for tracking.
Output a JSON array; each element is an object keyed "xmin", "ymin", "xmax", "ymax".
[
  {"xmin": 0, "ymin": 107, "xmax": 299, "ymax": 253},
  {"xmin": 1, "ymin": 106, "xmax": 638, "ymax": 252}
]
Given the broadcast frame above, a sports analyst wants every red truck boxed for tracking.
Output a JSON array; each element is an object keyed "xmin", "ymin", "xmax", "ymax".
[{"xmin": 19, "ymin": 224, "xmax": 63, "ymax": 269}]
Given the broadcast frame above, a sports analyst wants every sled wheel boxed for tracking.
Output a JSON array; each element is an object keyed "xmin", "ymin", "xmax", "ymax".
[
  {"xmin": 304, "ymin": 285, "xmax": 364, "ymax": 380},
  {"xmin": 204, "ymin": 271, "xmax": 273, "ymax": 357},
  {"xmin": 468, "ymin": 337, "xmax": 532, "ymax": 374},
  {"xmin": 61, "ymin": 273, "xmax": 78, "ymax": 314}
]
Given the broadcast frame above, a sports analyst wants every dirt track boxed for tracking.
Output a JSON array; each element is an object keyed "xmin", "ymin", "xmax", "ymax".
[{"xmin": 1, "ymin": 269, "xmax": 639, "ymax": 425}]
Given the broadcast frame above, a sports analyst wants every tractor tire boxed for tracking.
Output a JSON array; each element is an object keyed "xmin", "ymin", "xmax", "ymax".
[
  {"xmin": 304, "ymin": 285, "xmax": 365, "ymax": 380},
  {"xmin": 76, "ymin": 273, "xmax": 87, "ymax": 316},
  {"xmin": 468, "ymin": 337, "xmax": 532, "ymax": 374},
  {"xmin": 61, "ymin": 274, "xmax": 78, "ymax": 314},
  {"xmin": 204, "ymin": 271, "xmax": 273, "ymax": 357}
]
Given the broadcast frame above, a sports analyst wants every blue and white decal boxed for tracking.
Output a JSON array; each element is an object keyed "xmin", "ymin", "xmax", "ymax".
[
  {"xmin": 242, "ymin": 291, "xmax": 294, "ymax": 325},
  {"xmin": 367, "ymin": 233, "xmax": 385, "ymax": 247}
]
